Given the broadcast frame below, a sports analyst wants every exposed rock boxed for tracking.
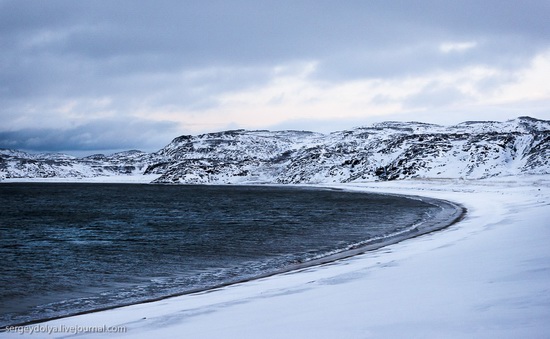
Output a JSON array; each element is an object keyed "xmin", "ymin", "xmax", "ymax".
[{"xmin": 1, "ymin": 117, "xmax": 548, "ymax": 183}]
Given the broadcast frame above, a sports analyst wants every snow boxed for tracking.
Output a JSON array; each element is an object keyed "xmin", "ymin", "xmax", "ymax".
[
  {"xmin": 1, "ymin": 174, "xmax": 161, "ymax": 184},
  {"xmin": 3, "ymin": 117, "xmax": 548, "ymax": 184},
  {"xmin": 2, "ymin": 175, "xmax": 549, "ymax": 338}
]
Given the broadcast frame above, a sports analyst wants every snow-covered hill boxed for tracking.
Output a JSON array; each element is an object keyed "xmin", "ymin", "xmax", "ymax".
[
  {"xmin": 0, "ymin": 149, "xmax": 160, "ymax": 180},
  {"xmin": 1, "ymin": 116, "xmax": 549, "ymax": 183}
]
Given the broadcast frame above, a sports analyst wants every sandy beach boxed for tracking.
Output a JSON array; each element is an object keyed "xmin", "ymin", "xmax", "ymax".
[{"xmin": 2, "ymin": 176, "xmax": 549, "ymax": 338}]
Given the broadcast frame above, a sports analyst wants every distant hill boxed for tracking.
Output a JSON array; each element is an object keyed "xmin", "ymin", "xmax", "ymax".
[{"xmin": 2, "ymin": 116, "xmax": 549, "ymax": 183}]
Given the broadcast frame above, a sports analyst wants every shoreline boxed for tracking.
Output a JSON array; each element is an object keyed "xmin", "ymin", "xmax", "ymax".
[
  {"xmin": 1, "ymin": 176, "xmax": 549, "ymax": 338},
  {"xmin": 0, "ymin": 185, "xmax": 464, "ymax": 330}
]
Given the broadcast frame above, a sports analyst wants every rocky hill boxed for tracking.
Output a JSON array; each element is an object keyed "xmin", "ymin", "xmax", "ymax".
[
  {"xmin": 1, "ymin": 117, "xmax": 549, "ymax": 183},
  {"xmin": 0, "ymin": 149, "xmax": 158, "ymax": 180}
]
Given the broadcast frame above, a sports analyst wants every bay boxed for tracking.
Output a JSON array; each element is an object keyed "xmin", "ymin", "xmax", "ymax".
[{"xmin": 0, "ymin": 183, "xmax": 439, "ymax": 326}]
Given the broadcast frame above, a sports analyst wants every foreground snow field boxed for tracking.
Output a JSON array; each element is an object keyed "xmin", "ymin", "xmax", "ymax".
[{"xmin": 2, "ymin": 176, "xmax": 549, "ymax": 338}]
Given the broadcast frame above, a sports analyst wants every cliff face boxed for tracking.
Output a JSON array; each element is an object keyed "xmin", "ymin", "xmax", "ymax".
[{"xmin": 2, "ymin": 117, "xmax": 549, "ymax": 183}]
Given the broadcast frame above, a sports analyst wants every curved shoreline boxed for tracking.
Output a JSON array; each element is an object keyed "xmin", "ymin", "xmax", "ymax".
[
  {"xmin": 0, "ymin": 188, "xmax": 466, "ymax": 331},
  {"xmin": 293, "ymin": 192, "xmax": 466, "ymax": 268}
]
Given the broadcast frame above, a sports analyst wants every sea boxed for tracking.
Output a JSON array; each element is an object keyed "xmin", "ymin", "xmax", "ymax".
[{"xmin": 0, "ymin": 183, "xmax": 442, "ymax": 327}]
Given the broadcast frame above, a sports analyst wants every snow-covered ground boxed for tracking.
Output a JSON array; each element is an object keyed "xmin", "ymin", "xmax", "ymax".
[
  {"xmin": 2, "ymin": 176, "xmax": 550, "ymax": 338},
  {"xmin": 1, "ymin": 174, "xmax": 160, "ymax": 184}
]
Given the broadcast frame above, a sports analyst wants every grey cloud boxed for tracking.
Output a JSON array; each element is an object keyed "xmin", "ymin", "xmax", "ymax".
[
  {"xmin": 4, "ymin": 1, "xmax": 548, "ymax": 73},
  {"xmin": 1, "ymin": 0, "xmax": 549, "ymax": 152},
  {"xmin": 2, "ymin": 1, "xmax": 548, "ymax": 95},
  {"xmin": 0, "ymin": 118, "xmax": 180, "ymax": 153},
  {"xmin": 403, "ymin": 83, "xmax": 470, "ymax": 110},
  {"xmin": 315, "ymin": 34, "xmax": 545, "ymax": 81}
]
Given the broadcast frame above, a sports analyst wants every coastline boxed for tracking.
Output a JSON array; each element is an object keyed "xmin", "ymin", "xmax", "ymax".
[
  {"xmin": 0, "ymin": 174, "xmax": 161, "ymax": 184},
  {"xmin": 1, "ymin": 176, "xmax": 549, "ymax": 338},
  {"xmin": 0, "ymin": 183, "xmax": 464, "ymax": 329}
]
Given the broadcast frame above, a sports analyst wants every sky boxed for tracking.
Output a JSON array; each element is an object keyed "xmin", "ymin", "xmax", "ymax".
[{"xmin": 1, "ymin": 0, "xmax": 550, "ymax": 155}]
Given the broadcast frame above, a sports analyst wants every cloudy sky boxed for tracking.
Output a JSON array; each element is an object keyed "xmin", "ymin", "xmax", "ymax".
[{"xmin": 1, "ymin": 0, "xmax": 549, "ymax": 154}]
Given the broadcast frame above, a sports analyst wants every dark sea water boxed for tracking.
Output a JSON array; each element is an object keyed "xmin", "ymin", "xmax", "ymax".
[{"xmin": 0, "ymin": 183, "xmax": 441, "ymax": 326}]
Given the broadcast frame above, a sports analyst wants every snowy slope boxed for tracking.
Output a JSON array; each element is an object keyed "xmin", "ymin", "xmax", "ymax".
[
  {"xmin": 0, "ymin": 149, "xmax": 161, "ymax": 180},
  {"xmin": 151, "ymin": 116, "xmax": 550, "ymax": 184},
  {"xmin": 1, "ymin": 117, "xmax": 549, "ymax": 183}
]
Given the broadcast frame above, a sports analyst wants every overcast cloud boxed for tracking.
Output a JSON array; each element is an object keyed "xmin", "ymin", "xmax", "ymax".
[{"xmin": 1, "ymin": 0, "xmax": 549, "ymax": 154}]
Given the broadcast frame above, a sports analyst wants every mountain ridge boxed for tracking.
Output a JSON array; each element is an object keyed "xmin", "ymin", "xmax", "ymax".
[{"xmin": 1, "ymin": 116, "xmax": 549, "ymax": 183}]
